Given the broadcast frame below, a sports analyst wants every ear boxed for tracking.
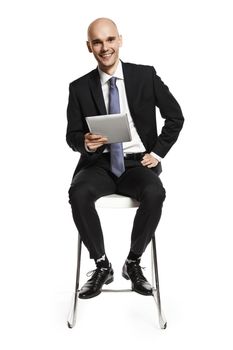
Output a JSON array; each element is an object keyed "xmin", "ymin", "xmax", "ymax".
[
  {"xmin": 119, "ymin": 35, "xmax": 123, "ymax": 47},
  {"xmin": 86, "ymin": 41, "xmax": 92, "ymax": 53}
]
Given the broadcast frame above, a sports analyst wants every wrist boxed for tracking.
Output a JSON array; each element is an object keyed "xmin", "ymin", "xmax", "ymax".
[{"xmin": 150, "ymin": 152, "xmax": 162, "ymax": 162}]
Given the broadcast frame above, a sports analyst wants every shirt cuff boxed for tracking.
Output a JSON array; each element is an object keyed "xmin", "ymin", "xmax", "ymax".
[{"xmin": 150, "ymin": 152, "xmax": 162, "ymax": 162}]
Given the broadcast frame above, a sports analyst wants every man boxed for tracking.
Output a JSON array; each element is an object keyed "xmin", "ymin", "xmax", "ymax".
[{"xmin": 66, "ymin": 18, "xmax": 184, "ymax": 299}]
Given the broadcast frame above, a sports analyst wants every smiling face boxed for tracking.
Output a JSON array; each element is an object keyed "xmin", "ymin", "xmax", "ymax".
[{"xmin": 86, "ymin": 18, "xmax": 122, "ymax": 75}]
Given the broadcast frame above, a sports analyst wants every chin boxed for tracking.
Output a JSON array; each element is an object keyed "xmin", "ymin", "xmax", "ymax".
[
  {"xmin": 103, "ymin": 62, "xmax": 114, "ymax": 67},
  {"xmin": 99, "ymin": 62, "xmax": 113, "ymax": 70},
  {"xmin": 103, "ymin": 58, "xmax": 117, "ymax": 67}
]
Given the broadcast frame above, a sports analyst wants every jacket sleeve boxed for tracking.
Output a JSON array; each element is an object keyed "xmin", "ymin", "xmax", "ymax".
[
  {"xmin": 152, "ymin": 67, "xmax": 184, "ymax": 158},
  {"xmin": 66, "ymin": 82, "xmax": 88, "ymax": 154}
]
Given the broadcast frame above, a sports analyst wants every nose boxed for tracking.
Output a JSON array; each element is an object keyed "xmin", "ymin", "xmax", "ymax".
[{"xmin": 102, "ymin": 41, "xmax": 109, "ymax": 52}]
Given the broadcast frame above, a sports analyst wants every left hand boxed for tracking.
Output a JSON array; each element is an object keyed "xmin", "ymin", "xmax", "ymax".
[{"xmin": 141, "ymin": 153, "xmax": 159, "ymax": 168}]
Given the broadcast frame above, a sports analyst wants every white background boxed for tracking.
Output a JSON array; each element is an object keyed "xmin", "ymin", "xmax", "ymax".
[{"xmin": 1, "ymin": 0, "xmax": 233, "ymax": 349}]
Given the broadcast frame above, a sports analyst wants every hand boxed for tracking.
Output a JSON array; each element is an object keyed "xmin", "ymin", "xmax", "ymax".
[
  {"xmin": 84, "ymin": 133, "xmax": 108, "ymax": 151},
  {"xmin": 141, "ymin": 153, "xmax": 159, "ymax": 168}
]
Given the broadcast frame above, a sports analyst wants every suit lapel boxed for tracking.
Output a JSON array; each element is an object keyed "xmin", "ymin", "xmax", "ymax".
[
  {"xmin": 122, "ymin": 62, "xmax": 146, "ymax": 146},
  {"xmin": 88, "ymin": 63, "xmax": 136, "ymax": 116},
  {"xmin": 88, "ymin": 68, "xmax": 107, "ymax": 115},
  {"xmin": 122, "ymin": 62, "xmax": 136, "ymax": 116}
]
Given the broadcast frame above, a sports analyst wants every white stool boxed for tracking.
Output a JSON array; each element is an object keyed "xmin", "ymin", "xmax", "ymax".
[{"xmin": 67, "ymin": 194, "xmax": 167, "ymax": 329}]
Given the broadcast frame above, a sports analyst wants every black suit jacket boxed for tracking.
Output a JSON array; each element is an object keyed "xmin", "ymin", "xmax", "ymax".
[{"xmin": 66, "ymin": 62, "xmax": 184, "ymax": 177}]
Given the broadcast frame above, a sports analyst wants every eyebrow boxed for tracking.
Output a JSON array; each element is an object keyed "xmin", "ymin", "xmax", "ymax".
[{"xmin": 91, "ymin": 36, "xmax": 116, "ymax": 44}]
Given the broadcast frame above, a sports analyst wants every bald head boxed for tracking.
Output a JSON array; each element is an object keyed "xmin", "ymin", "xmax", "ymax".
[{"xmin": 87, "ymin": 18, "xmax": 119, "ymax": 41}]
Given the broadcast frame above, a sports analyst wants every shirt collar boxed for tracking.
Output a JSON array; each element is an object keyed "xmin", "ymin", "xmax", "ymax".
[{"xmin": 98, "ymin": 60, "xmax": 124, "ymax": 85}]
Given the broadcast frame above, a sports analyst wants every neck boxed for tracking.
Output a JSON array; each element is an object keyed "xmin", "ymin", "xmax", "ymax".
[{"xmin": 99, "ymin": 59, "xmax": 120, "ymax": 76}]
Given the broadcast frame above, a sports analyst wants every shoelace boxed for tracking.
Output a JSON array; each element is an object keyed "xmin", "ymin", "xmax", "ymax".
[
  {"xmin": 128, "ymin": 263, "xmax": 147, "ymax": 282},
  {"xmin": 85, "ymin": 268, "xmax": 109, "ymax": 286},
  {"xmin": 86, "ymin": 267, "xmax": 109, "ymax": 278}
]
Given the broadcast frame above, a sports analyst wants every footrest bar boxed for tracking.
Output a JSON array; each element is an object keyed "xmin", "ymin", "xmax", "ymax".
[{"xmin": 102, "ymin": 288, "xmax": 133, "ymax": 293}]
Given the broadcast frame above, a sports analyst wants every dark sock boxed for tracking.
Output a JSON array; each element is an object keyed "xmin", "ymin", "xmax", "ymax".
[
  {"xmin": 95, "ymin": 254, "xmax": 110, "ymax": 269},
  {"xmin": 127, "ymin": 251, "xmax": 141, "ymax": 264}
]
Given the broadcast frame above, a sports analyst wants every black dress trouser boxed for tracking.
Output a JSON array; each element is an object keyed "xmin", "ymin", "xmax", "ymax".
[{"xmin": 68, "ymin": 153, "xmax": 166, "ymax": 259}]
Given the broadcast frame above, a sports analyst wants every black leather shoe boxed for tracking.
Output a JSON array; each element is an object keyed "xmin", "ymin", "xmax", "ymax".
[
  {"xmin": 122, "ymin": 261, "xmax": 152, "ymax": 296},
  {"xmin": 79, "ymin": 265, "xmax": 114, "ymax": 299}
]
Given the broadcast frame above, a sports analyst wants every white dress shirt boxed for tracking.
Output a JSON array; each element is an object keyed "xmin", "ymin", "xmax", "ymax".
[{"xmin": 89, "ymin": 61, "xmax": 162, "ymax": 161}]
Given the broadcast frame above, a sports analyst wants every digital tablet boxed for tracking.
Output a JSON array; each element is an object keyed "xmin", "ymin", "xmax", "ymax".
[{"xmin": 86, "ymin": 113, "xmax": 132, "ymax": 144}]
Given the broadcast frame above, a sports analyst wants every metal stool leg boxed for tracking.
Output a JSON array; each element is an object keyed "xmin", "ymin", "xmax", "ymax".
[
  {"xmin": 67, "ymin": 232, "xmax": 167, "ymax": 329},
  {"xmin": 151, "ymin": 235, "xmax": 167, "ymax": 329},
  {"xmin": 67, "ymin": 234, "xmax": 82, "ymax": 328}
]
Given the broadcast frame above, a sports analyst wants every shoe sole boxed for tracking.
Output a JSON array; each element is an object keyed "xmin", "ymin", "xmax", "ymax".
[
  {"xmin": 79, "ymin": 276, "xmax": 114, "ymax": 299},
  {"xmin": 122, "ymin": 271, "xmax": 130, "ymax": 280}
]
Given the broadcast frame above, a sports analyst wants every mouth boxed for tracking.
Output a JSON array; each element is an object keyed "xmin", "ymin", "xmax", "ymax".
[{"xmin": 100, "ymin": 52, "xmax": 113, "ymax": 59}]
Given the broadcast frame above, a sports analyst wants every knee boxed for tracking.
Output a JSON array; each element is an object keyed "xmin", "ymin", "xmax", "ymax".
[
  {"xmin": 68, "ymin": 182, "xmax": 94, "ymax": 206},
  {"xmin": 142, "ymin": 184, "xmax": 166, "ymax": 205}
]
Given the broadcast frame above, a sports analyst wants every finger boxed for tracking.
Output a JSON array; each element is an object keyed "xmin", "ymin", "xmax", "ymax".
[
  {"xmin": 85, "ymin": 133, "xmax": 100, "ymax": 140},
  {"xmin": 88, "ymin": 133, "xmax": 107, "ymax": 140},
  {"xmin": 142, "ymin": 157, "xmax": 154, "ymax": 165},
  {"xmin": 86, "ymin": 142, "xmax": 103, "ymax": 147},
  {"xmin": 86, "ymin": 136, "xmax": 108, "ymax": 144},
  {"xmin": 141, "ymin": 159, "xmax": 151, "ymax": 166},
  {"xmin": 99, "ymin": 137, "xmax": 108, "ymax": 143},
  {"xmin": 86, "ymin": 135, "xmax": 102, "ymax": 141},
  {"xmin": 141, "ymin": 162, "xmax": 152, "ymax": 167},
  {"xmin": 86, "ymin": 142, "xmax": 106, "ymax": 149},
  {"xmin": 90, "ymin": 137, "xmax": 108, "ymax": 143},
  {"xmin": 142, "ymin": 154, "xmax": 150, "ymax": 161}
]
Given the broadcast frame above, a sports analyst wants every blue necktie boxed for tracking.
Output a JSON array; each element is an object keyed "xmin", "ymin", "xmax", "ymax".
[{"xmin": 108, "ymin": 77, "xmax": 125, "ymax": 177}]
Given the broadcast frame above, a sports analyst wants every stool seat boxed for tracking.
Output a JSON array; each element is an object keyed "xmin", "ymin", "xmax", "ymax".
[{"xmin": 96, "ymin": 194, "xmax": 139, "ymax": 208}]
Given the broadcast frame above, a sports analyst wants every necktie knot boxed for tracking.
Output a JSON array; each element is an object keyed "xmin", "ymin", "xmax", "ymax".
[{"xmin": 109, "ymin": 77, "xmax": 117, "ymax": 88}]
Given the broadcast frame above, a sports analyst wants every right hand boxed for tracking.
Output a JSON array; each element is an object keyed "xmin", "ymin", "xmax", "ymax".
[{"xmin": 84, "ymin": 132, "xmax": 108, "ymax": 151}]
